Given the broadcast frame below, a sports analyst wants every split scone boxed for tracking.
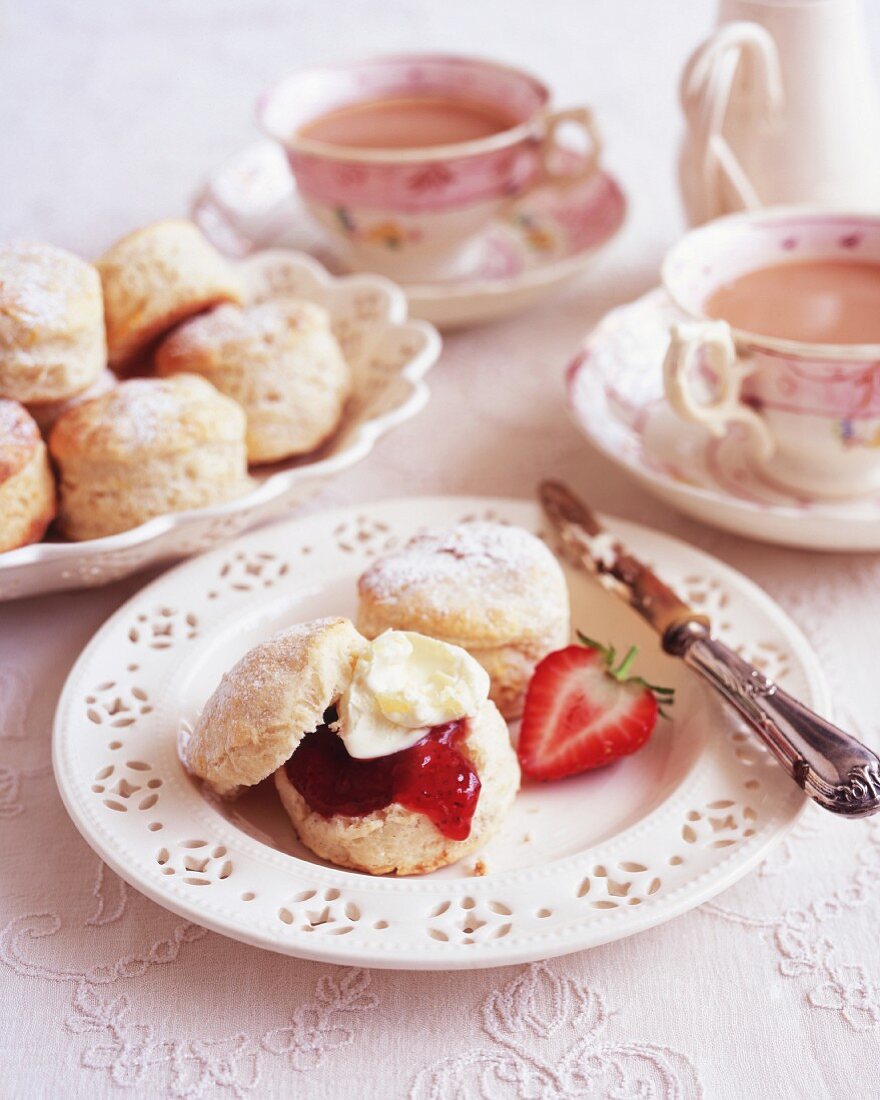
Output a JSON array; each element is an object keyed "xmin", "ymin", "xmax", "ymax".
[
  {"xmin": 0, "ymin": 243, "xmax": 106, "ymax": 403},
  {"xmin": 154, "ymin": 300, "xmax": 351, "ymax": 464},
  {"xmin": 97, "ymin": 220, "xmax": 245, "ymax": 372},
  {"xmin": 184, "ymin": 618, "xmax": 520, "ymax": 875},
  {"xmin": 357, "ymin": 523, "xmax": 570, "ymax": 720},
  {"xmin": 0, "ymin": 400, "xmax": 56, "ymax": 552},
  {"xmin": 48, "ymin": 373, "xmax": 251, "ymax": 541}
]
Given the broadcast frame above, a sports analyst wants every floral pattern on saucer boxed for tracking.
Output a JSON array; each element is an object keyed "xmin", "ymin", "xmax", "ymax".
[
  {"xmin": 566, "ymin": 289, "xmax": 880, "ymax": 550},
  {"xmin": 192, "ymin": 141, "xmax": 626, "ymax": 328},
  {"xmin": 421, "ymin": 165, "xmax": 625, "ymax": 285}
]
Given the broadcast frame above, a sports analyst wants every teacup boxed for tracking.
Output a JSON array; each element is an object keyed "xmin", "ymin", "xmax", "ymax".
[
  {"xmin": 662, "ymin": 208, "xmax": 880, "ymax": 498},
  {"xmin": 257, "ymin": 54, "xmax": 601, "ymax": 282}
]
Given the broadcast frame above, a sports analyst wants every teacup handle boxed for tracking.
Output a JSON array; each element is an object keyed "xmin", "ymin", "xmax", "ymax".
[
  {"xmin": 663, "ymin": 320, "xmax": 775, "ymax": 460},
  {"xmin": 539, "ymin": 106, "xmax": 602, "ymax": 184}
]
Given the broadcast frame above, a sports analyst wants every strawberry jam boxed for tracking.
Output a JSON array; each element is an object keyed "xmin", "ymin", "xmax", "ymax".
[{"xmin": 287, "ymin": 710, "xmax": 480, "ymax": 841}]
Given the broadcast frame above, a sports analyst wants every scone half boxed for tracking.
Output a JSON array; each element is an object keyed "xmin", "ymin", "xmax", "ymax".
[
  {"xmin": 275, "ymin": 699, "xmax": 518, "ymax": 876},
  {"xmin": 184, "ymin": 617, "xmax": 367, "ymax": 798}
]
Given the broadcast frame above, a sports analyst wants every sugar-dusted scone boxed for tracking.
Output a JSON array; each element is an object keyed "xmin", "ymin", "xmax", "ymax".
[
  {"xmin": 155, "ymin": 300, "xmax": 351, "ymax": 464},
  {"xmin": 357, "ymin": 522, "xmax": 570, "ymax": 719},
  {"xmin": 97, "ymin": 220, "xmax": 245, "ymax": 372},
  {"xmin": 49, "ymin": 373, "xmax": 251, "ymax": 541},
  {"xmin": 0, "ymin": 243, "xmax": 106, "ymax": 403},
  {"xmin": 185, "ymin": 619, "xmax": 520, "ymax": 876},
  {"xmin": 186, "ymin": 618, "xmax": 368, "ymax": 797},
  {"xmin": 0, "ymin": 400, "xmax": 56, "ymax": 552},
  {"xmin": 27, "ymin": 368, "xmax": 116, "ymax": 434}
]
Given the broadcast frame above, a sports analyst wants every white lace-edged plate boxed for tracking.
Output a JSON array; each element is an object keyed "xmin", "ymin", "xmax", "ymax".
[{"xmin": 53, "ymin": 497, "xmax": 824, "ymax": 969}]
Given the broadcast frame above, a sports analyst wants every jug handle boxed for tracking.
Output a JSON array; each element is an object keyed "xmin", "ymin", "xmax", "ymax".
[{"xmin": 680, "ymin": 21, "xmax": 784, "ymax": 218}]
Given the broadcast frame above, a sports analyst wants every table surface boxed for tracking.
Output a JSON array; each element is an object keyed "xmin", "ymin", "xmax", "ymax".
[{"xmin": 4, "ymin": 2, "xmax": 880, "ymax": 1098}]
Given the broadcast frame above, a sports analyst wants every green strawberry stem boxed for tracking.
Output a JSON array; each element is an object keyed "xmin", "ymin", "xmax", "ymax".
[
  {"xmin": 613, "ymin": 645, "xmax": 638, "ymax": 680},
  {"xmin": 576, "ymin": 631, "xmax": 675, "ymax": 717}
]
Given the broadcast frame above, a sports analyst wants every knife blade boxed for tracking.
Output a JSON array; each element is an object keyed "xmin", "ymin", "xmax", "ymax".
[
  {"xmin": 539, "ymin": 479, "xmax": 880, "ymax": 818},
  {"xmin": 540, "ymin": 479, "xmax": 710, "ymax": 639}
]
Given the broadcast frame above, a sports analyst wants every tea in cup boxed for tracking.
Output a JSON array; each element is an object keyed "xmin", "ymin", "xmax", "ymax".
[
  {"xmin": 257, "ymin": 54, "xmax": 601, "ymax": 282},
  {"xmin": 662, "ymin": 209, "xmax": 880, "ymax": 498}
]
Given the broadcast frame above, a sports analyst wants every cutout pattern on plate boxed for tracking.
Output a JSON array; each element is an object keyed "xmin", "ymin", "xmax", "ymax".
[
  {"xmin": 127, "ymin": 608, "xmax": 198, "ymax": 649},
  {"xmin": 331, "ymin": 515, "xmax": 399, "ymax": 557},
  {"xmin": 85, "ymin": 681, "xmax": 152, "ymax": 728},
  {"xmin": 427, "ymin": 897, "xmax": 514, "ymax": 945},
  {"xmin": 92, "ymin": 762, "xmax": 163, "ymax": 814},
  {"xmin": 276, "ymin": 888, "xmax": 369, "ymax": 937},
  {"xmin": 210, "ymin": 551, "xmax": 291, "ymax": 595},
  {"xmin": 156, "ymin": 840, "xmax": 234, "ymax": 886}
]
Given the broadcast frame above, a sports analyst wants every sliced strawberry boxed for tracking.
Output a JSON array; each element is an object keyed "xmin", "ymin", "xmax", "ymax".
[{"xmin": 517, "ymin": 637, "xmax": 673, "ymax": 781}]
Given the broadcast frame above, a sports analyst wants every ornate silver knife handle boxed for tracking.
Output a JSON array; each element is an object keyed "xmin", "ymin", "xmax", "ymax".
[{"xmin": 665, "ymin": 622, "xmax": 880, "ymax": 818}]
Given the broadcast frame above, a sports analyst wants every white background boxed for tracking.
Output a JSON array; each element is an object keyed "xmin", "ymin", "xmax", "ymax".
[{"xmin": 3, "ymin": 3, "xmax": 880, "ymax": 1098}]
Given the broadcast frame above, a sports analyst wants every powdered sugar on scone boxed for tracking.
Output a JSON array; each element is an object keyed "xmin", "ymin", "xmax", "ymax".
[
  {"xmin": 358, "ymin": 522, "xmax": 569, "ymax": 645},
  {"xmin": 361, "ymin": 523, "xmax": 540, "ymax": 597},
  {"xmin": 0, "ymin": 243, "xmax": 93, "ymax": 327},
  {"xmin": 0, "ymin": 243, "xmax": 106, "ymax": 404},
  {"xmin": 50, "ymin": 374, "xmax": 246, "ymax": 459},
  {"xmin": 357, "ymin": 522, "xmax": 571, "ymax": 719}
]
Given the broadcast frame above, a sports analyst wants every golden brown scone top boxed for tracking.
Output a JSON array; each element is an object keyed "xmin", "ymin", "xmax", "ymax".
[
  {"xmin": 48, "ymin": 374, "xmax": 246, "ymax": 463},
  {"xmin": 155, "ymin": 299, "xmax": 333, "ymax": 374},
  {"xmin": 184, "ymin": 618, "xmax": 368, "ymax": 798},
  {"xmin": 358, "ymin": 522, "xmax": 570, "ymax": 648},
  {"xmin": 96, "ymin": 219, "xmax": 245, "ymax": 369},
  {"xmin": 96, "ymin": 218, "xmax": 240, "ymax": 275},
  {"xmin": 0, "ymin": 399, "xmax": 43, "ymax": 484}
]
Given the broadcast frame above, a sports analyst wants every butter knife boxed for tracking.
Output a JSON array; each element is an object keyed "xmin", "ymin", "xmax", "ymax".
[{"xmin": 540, "ymin": 479, "xmax": 880, "ymax": 818}]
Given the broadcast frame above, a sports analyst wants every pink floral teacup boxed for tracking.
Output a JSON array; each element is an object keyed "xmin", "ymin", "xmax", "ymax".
[
  {"xmin": 257, "ymin": 54, "xmax": 601, "ymax": 282},
  {"xmin": 662, "ymin": 209, "xmax": 880, "ymax": 498}
]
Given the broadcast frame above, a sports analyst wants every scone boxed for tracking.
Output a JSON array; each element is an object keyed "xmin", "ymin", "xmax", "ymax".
[
  {"xmin": 155, "ymin": 300, "xmax": 351, "ymax": 464},
  {"xmin": 0, "ymin": 243, "xmax": 106, "ymax": 403},
  {"xmin": 97, "ymin": 220, "xmax": 245, "ymax": 372},
  {"xmin": 0, "ymin": 400, "xmax": 56, "ymax": 552},
  {"xmin": 357, "ymin": 523, "xmax": 570, "ymax": 719},
  {"xmin": 185, "ymin": 619, "xmax": 520, "ymax": 876},
  {"xmin": 27, "ymin": 368, "xmax": 116, "ymax": 434},
  {"xmin": 49, "ymin": 373, "xmax": 251, "ymax": 541}
]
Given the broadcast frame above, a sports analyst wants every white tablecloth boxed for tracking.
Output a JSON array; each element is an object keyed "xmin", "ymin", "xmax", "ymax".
[{"xmin": 3, "ymin": 3, "xmax": 880, "ymax": 1097}]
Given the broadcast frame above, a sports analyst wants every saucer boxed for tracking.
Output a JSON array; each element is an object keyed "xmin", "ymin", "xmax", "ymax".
[
  {"xmin": 566, "ymin": 288, "xmax": 880, "ymax": 551},
  {"xmin": 192, "ymin": 140, "xmax": 627, "ymax": 328}
]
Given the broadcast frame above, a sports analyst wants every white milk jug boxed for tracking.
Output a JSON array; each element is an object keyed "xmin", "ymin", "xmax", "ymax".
[{"xmin": 679, "ymin": 0, "xmax": 880, "ymax": 224}]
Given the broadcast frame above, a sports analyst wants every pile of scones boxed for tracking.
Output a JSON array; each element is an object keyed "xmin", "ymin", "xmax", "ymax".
[{"xmin": 0, "ymin": 219, "xmax": 352, "ymax": 551}]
